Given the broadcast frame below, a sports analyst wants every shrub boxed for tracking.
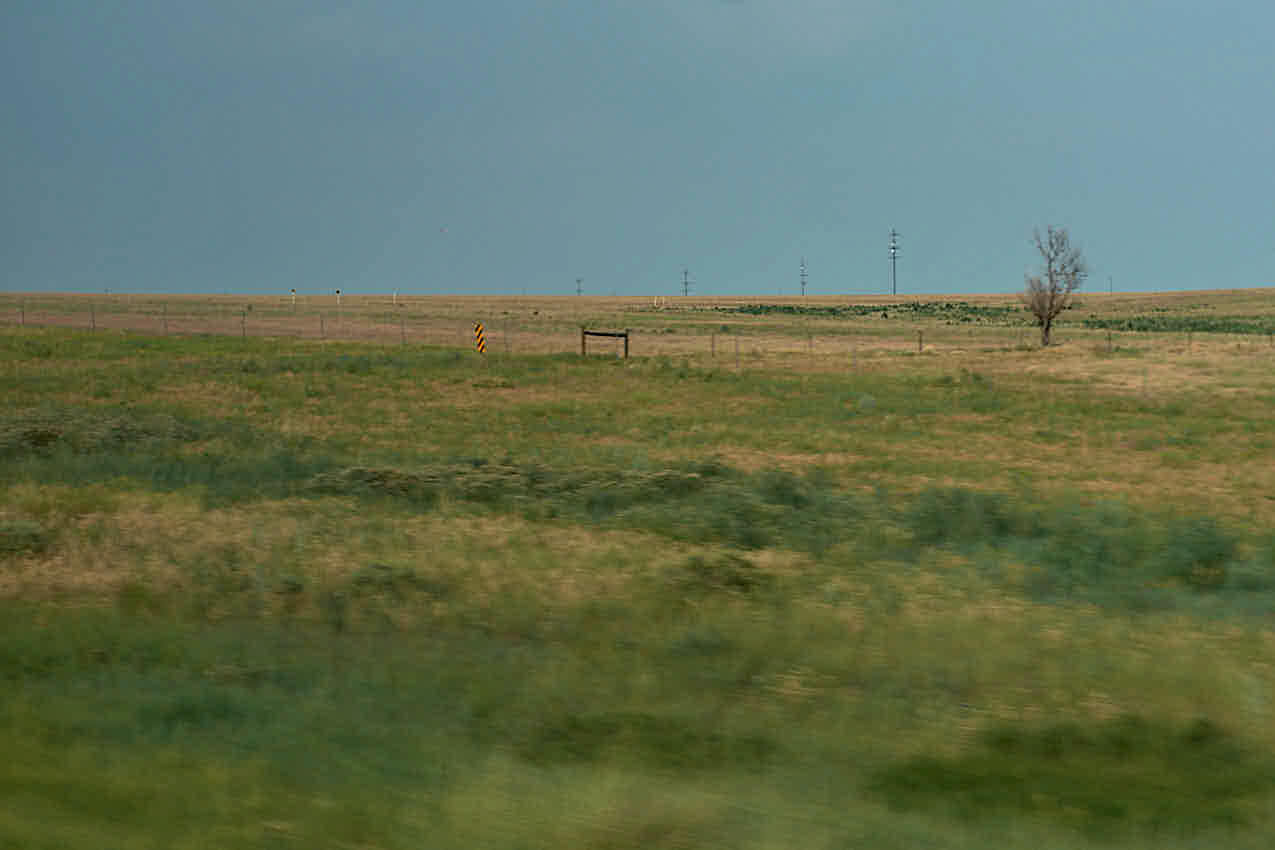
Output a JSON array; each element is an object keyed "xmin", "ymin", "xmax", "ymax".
[
  {"xmin": 904, "ymin": 487, "xmax": 1019, "ymax": 546},
  {"xmin": 1155, "ymin": 516, "xmax": 1237, "ymax": 591},
  {"xmin": 669, "ymin": 554, "xmax": 774, "ymax": 596},
  {"xmin": 1030, "ymin": 501, "xmax": 1151, "ymax": 596},
  {"xmin": 0, "ymin": 519, "xmax": 50, "ymax": 555},
  {"xmin": 757, "ymin": 469, "xmax": 812, "ymax": 509}
]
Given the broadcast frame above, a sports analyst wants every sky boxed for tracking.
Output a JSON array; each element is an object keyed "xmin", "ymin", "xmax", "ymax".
[{"xmin": 3, "ymin": 0, "xmax": 1273, "ymax": 297}]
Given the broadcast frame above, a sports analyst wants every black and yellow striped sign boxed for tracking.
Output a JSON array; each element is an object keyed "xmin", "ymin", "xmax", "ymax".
[{"xmin": 473, "ymin": 322, "xmax": 487, "ymax": 353}]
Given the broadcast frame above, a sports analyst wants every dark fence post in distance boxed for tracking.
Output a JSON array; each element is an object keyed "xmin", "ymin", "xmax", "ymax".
[
  {"xmin": 581, "ymin": 326, "xmax": 586, "ymax": 357},
  {"xmin": 624, "ymin": 329, "xmax": 630, "ymax": 359},
  {"xmin": 241, "ymin": 308, "xmax": 247, "ymax": 338},
  {"xmin": 917, "ymin": 331, "xmax": 923, "ymax": 353},
  {"xmin": 711, "ymin": 333, "xmax": 716, "ymax": 358},
  {"xmin": 320, "ymin": 314, "xmax": 325, "ymax": 339}
]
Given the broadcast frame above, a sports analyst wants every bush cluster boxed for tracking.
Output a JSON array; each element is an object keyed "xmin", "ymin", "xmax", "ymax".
[
  {"xmin": 708, "ymin": 301, "xmax": 1024, "ymax": 323},
  {"xmin": 904, "ymin": 486, "xmax": 1267, "ymax": 604}
]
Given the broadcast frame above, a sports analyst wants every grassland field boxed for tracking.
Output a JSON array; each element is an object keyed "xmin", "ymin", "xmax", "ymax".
[{"xmin": 2, "ymin": 289, "xmax": 1275, "ymax": 848}]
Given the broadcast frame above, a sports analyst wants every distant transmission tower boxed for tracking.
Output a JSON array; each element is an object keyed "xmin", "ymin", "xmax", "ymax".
[
  {"xmin": 576, "ymin": 277, "xmax": 583, "ymax": 296},
  {"xmin": 682, "ymin": 268, "xmax": 692, "ymax": 297},
  {"xmin": 889, "ymin": 229, "xmax": 901, "ymax": 295},
  {"xmin": 800, "ymin": 257, "xmax": 808, "ymax": 297}
]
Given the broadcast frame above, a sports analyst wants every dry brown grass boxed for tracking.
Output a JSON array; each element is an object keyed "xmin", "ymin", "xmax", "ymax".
[
  {"xmin": 6, "ymin": 288, "xmax": 1272, "ymax": 367},
  {"xmin": 0, "ymin": 491, "xmax": 702, "ymax": 614}
]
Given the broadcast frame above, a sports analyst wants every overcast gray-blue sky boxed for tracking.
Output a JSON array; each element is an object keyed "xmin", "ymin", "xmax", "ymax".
[{"xmin": 3, "ymin": 1, "xmax": 1273, "ymax": 296}]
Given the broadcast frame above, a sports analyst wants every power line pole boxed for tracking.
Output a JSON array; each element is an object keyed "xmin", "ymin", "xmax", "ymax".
[
  {"xmin": 889, "ymin": 229, "xmax": 900, "ymax": 296},
  {"xmin": 682, "ymin": 268, "xmax": 692, "ymax": 297},
  {"xmin": 576, "ymin": 277, "xmax": 583, "ymax": 296},
  {"xmin": 800, "ymin": 257, "xmax": 808, "ymax": 297}
]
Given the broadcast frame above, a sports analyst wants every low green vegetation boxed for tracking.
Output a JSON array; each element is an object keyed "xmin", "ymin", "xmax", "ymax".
[
  {"xmin": 871, "ymin": 716, "xmax": 1275, "ymax": 835},
  {"xmin": 3, "ymin": 312, "xmax": 1275, "ymax": 849},
  {"xmin": 703, "ymin": 300, "xmax": 1026, "ymax": 323},
  {"xmin": 1084, "ymin": 314, "xmax": 1275, "ymax": 335}
]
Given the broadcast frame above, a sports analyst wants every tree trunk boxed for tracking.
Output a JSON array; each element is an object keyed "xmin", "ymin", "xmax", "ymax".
[{"xmin": 1040, "ymin": 319, "xmax": 1052, "ymax": 347}]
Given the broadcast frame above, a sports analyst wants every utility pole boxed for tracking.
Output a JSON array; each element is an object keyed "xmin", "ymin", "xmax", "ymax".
[
  {"xmin": 576, "ymin": 277, "xmax": 583, "ymax": 296},
  {"xmin": 800, "ymin": 258, "xmax": 808, "ymax": 297},
  {"xmin": 889, "ymin": 229, "xmax": 900, "ymax": 296},
  {"xmin": 682, "ymin": 268, "xmax": 692, "ymax": 297}
]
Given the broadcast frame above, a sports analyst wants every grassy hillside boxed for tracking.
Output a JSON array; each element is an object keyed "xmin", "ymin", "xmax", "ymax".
[{"xmin": 3, "ymin": 293, "xmax": 1275, "ymax": 848}]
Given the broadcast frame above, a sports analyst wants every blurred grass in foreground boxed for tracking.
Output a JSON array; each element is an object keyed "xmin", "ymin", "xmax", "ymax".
[{"xmin": 2, "ymin": 323, "xmax": 1275, "ymax": 848}]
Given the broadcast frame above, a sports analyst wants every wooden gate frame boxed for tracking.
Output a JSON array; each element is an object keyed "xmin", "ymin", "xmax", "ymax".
[{"xmin": 581, "ymin": 328, "xmax": 630, "ymax": 359}]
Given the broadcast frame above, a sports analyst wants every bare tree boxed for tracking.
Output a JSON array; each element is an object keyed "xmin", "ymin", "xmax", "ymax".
[{"xmin": 1022, "ymin": 226, "xmax": 1087, "ymax": 346}]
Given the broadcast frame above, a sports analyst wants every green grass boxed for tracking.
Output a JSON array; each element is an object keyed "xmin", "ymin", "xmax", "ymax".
[
  {"xmin": 871, "ymin": 715, "xmax": 1275, "ymax": 835},
  {"xmin": 3, "ymin": 320, "xmax": 1275, "ymax": 848},
  {"xmin": 1084, "ymin": 314, "xmax": 1275, "ymax": 335}
]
